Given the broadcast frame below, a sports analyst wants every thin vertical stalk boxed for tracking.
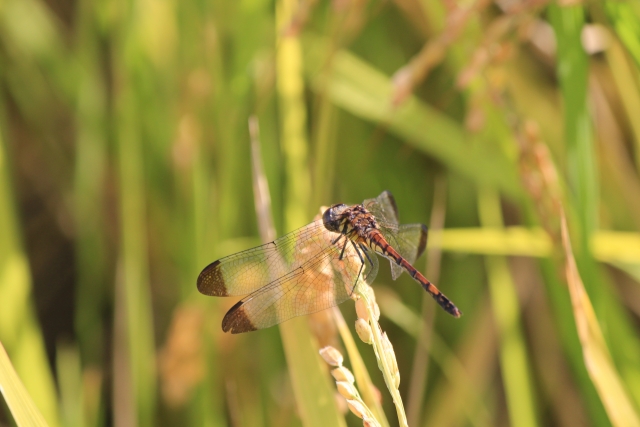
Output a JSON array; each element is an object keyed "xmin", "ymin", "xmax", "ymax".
[
  {"xmin": 478, "ymin": 188, "xmax": 539, "ymax": 427},
  {"xmin": 311, "ymin": 84, "xmax": 339, "ymax": 209},
  {"xmin": 250, "ymin": 113, "xmax": 345, "ymax": 427},
  {"xmin": 56, "ymin": 344, "xmax": 84, "ymax": 427},
  {"xmin": 604, "ymin": 36, "xmax": 640, "ymax": 171},
  {"xmin": 276, "ymin": 0, "xmax": 311, "ymax": 229},
  {"xmin": 263, "ymin": 16, "xmax": 347, "ymax": 413},
  {"xmin": 112, "ymin": 59, "xmax": 156, "ymax": 427},
  {"xmin": 73, "ymin": 0, "xmax": 109, "ymax": 369},
  {"xmin": 549, "ymin": 3, "xmax": 598, "ymax": 272},
  {"xmin": 406, "ymin": 177, "xmax": 447, "ymax": 426}
]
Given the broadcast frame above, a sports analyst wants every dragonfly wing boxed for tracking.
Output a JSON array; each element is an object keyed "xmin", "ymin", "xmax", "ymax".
[
  {"xmin": 383, "ymin": 223, "xmax": 428, "ymax": 280},
  {"xmin": 197, "ymin": 220, "xmax": 330, "ymax": 296},
  {"xmin": 222, "ymin": 238, "xmax": 379, "ymax": 333},
  {"xmin": 363, "ymin": 191, "xmax": 399, "ymax": 226},
  {"xmin": 363, "ymin": 191, "xmax": 428, "ymax": 279}
]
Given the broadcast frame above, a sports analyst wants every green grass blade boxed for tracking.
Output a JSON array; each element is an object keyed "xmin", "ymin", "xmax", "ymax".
[
  {"xmin": 605, "ymin": 1, "xmax": 640, "ymax": 68},
  {"xmin": 433, "ymin": 227, "xmax": 551, "ymax": 256},
  {"xmin": 302, "ymin": 36, "xmax": 522, "ymax": 199},
  {"xmin": 604, "ymin": 35, "xmax": 640, "ymax": 170},
  {"xmin": 0, "ymin": 107, "xmax": 60, "ymax": 427},
  {"xmin": 73, "ymin": 0, "xmax": 109, "ymax": 371},
  {"xmin": 56, "ymin": 344, "xmax": 84, "ymax": 427},
  {"xmin": 478, "ymin": 188, "xmax": 539, "ymax": 427},
  {"xmin": 0, "ymin": 341, "xmax": 50, "ymax": 427},
  {"xmin": 276, "ymin": 3, "xmax": 345, "ymax": 423},
  {"xmin": 280, "ymin": 318, "xmax": 347, "ymax": 427},
  {"xmin": 113, "ymin": 71, "xmax": 157, "ymax": 427},
  {"xmin": 376, "ymin": 290, "xmax": 495, "ymax": 427},
  {"xmin": 552, "ymin": 3, "xmax": 640, "ymax": 411},
  {"xmin": 549, "ymin": 3, "xmax": 597, "ymax": 253},
  {"xmin": 434, "ymin": 228, "xmax": 640, "ymax": 267}
]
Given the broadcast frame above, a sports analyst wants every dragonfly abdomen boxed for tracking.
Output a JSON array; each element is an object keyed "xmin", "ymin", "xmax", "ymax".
[{"xmin": 366, "ymin": 231, "xmax": 462, "ymax": 318}]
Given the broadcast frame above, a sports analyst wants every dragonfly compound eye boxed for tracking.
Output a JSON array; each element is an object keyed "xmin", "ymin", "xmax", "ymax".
[{"xmin": 323, "ymin": 204, "xmax": 347, "ymax": 233}]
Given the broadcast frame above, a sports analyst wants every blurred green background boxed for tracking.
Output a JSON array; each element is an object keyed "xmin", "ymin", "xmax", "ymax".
[{"xmin": 2, "ymin": 0, "xmax": 640, "ymax": 426}]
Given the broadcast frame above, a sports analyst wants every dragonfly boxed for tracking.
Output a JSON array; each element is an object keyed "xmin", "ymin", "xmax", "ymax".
[{"xmin": 197, "ymin": 191, "xmax": 461, "ymax": 333}]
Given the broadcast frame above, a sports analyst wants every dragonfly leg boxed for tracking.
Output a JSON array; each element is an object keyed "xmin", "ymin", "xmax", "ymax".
[
  {"xmin": 351, "ymin": 240, "xmax": 365, "ymax": 264},
  {"xmin": 344, "ymin": 241, "xmax": 370, "ymax": 294},
  {"xmin": 339, "ymin": 237, "xmax": 349, "ymax": 261},
  {"xmin": 359, "ymin": 243, "xmax": 374, "ymax": 267},
  {"xmin": 350, "ymin": 259, "xmax": 366, "ymax": 295},
  {"xmin": 331, "ymin": 234, "xmax": 343, "ymax": 245}
]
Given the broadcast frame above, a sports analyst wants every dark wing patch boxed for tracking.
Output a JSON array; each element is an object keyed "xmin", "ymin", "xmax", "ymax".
[
  {"xmin": 222, "ymin": 300, "xmax": 258, "ymax": 333},
  {"xmin": 197, "ymin": 260, "xmax": 228, "ymax": 296}
]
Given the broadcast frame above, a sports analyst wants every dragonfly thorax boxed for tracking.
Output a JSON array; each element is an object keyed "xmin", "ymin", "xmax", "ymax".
[{"xmin": 323, "ymin": 203, "xmax": 378, "ymax": 240}]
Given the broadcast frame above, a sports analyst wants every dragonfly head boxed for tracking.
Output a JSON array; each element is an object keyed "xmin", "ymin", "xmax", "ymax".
[{"xmin": 323, "ymin": 203, "xmax": 349, "ymax": 233}]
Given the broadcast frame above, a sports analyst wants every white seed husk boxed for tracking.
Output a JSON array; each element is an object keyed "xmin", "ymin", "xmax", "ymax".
[
  {"xmin": 346, "ymin": 399, "xmax": 366, "ymax": 419},
  {"xmin": 332, "ymin": 366, "xmax": 355, "ymax": 384},
  {"xmin": 355, "ymin": 318, "xmax": 373, "ymax": 344},
  {"xmin": 319, "ymin": 346, "xmax": 344, "ymax": 367},
  {"xmin": 336, "ymin": 381, "xmax": 358, "ymax": 400},
  {"xmin": 355, "ymin": 298, "xmax": 369, "ymax": 321}
]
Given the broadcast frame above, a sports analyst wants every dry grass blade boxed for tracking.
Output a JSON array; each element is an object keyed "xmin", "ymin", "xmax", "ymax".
[
  {"xmin": 560, "ymin": 214, "xmax": 640, "ymax": 427},
  {"xmin": 275, "ymin": 1, "xmax": 348, "ymax": 423},
  {"xmin": 250, "ymin": 117, "xmax": 346, "ymax": 427},
  {"xmin": 517, "ymin": 116, "xmax": 640, "ymax": 425},
  {"xmin": 391, "ymin": 0, "xmax": 492, "ymax": 105}
]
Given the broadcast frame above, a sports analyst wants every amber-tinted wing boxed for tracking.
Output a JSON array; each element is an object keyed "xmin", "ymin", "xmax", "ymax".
[
  {"xmin": 198, "ymin": 220, "xmax": 329, "ymax": 297},
  {"xmin": 222, "ymin": 239, "xmax": 379, "ymax": 333},
  {"xmin": 198, "ymin": 218, "xmax": 379, "ymax": 333},
  {"xmin": 364, "ymin": 191, "xmax": 428, "ymax": 280}
]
